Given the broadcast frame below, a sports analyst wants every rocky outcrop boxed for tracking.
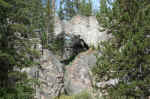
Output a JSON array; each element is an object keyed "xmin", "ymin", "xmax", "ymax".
[
  {"xmin": 63, "ymin": 48, "xmax": 118, "ymax": 98},
  {"xmin": 23, "ymin": 48, "xmax": 103, "ymax": 98},
  {"xmin": 35, "ymin": 49, "xmax": 64, "ymax": 99},
  {"xmin": 24, "ymin": 49, "xmax": 65, "ymax": 99},
  {"xmin": 54, "ymin": 15, "xmax": 111, "ymax": 47},
  {"xmin": 23, "ymin": 15, "xmax": 111, "ymax": 98},
  {"xmin": 56, "ymin": 32, "xmax": 89, "ymax": 62},
  {"xmin": 54, "ymin": 16, "xmax": 63, "ymax": 35},
  {"xmin": 64, "ymin": 49, "xmax": 97, "ymax": 95}
]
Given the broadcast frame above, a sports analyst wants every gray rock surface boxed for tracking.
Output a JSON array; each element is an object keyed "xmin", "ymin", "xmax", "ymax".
[
  {"xmin": 23, "ymin": 49, "xmax": 65, "ymax": 99},
  {"xmin": 64, "ymin": 49, "xmax": 97, "ymax": 95},
  {"xmin": 36, "ymin": 49, "xmax": 64, "ymax": 99},
  {"xmin": 54, "ymin": 15, "xmax": 111, "ymax": 47}
]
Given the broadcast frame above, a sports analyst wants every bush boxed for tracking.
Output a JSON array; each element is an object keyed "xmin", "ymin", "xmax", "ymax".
[{"xmin": 0, "ymin": 82, "xmax": 34, "ymax": 99}]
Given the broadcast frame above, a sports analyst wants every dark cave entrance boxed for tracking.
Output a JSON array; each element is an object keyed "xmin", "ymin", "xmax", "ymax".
[{"xmin": 60, "ymin": 34, "xmax": 89, "ymax": 65}]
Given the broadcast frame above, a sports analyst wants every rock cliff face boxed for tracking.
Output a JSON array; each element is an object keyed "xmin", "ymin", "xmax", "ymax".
[{"xmin": 54, "ymin": 15, "xmax": 111, "ymax": 47}]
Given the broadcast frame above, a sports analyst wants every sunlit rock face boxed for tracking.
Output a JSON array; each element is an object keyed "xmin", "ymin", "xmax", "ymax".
[
  {"xmin": 54, "ymin": 15, "xmax": 111, "ymax": 47},
  {"xmin": 54, "ymin": 16, "xmax": 63, "ymax": 35},
  {"xmin": 64, "ymin": 49, "xmax": 97, "ymax": 95}
]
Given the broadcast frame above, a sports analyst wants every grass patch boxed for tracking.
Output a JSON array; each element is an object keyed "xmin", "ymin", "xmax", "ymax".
[{"xmin": 54, "ymin": 91, "xmax": 92, "ymax": 99}]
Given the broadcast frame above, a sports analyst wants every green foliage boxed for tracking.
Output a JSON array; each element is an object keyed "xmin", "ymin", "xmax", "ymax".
[
  {"xmin": 48, "ymin": 37, "xmax": 64, "ymax": 55},
  {"xmin": 96, "ymin": 0, "xmax": 112, "ymax": 28},
  {"xmin": 0, "ymin": 0, "xmax": 10, "ymax": 7},
  {"xmin": 0, "ymin": 0, "xmax": 43, "ymax": 98},
  {"xmin": 78, "ymin": 0, "xmax": 92, "ymax": 17},
  {"xmin": 93, "ymin": 0, "xmax": 150, "ymax": 98},
  {"xmin": 58, "ymin": 0, "xmax": 76, "ymax": 20},
  {"xmin": 0, "ymin": 82, "xmax": 34, "ymax": 99},
  {"xmin": 58, "ymin": 0, "xmax": 93, "ymax": 20},
  {"xmin": 0, "ymin": 81, "xmax": 34, "ymax": 99},
  {"xmin": 58, "ymin": 1, "xmax": 65, "ymax": 20},
  {"xmin": 41, "ymin": 31, "xmax": 48, "ymax": 48},
  {"xmin": 41, "ymin": 0, "xmax": 55, "ymax": 47},
  {"xmin": 54, "ymin": 91, "xmax": 92, "ymax": 99},
  {"xmin": 74, "ymin": 91, "xmax": 92, "ymax": 99}
]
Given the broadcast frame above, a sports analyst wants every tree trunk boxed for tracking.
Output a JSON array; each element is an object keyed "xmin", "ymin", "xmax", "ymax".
[{"xmin": 52, "ymin": 0, "xmax": 55, "ymax": 15}]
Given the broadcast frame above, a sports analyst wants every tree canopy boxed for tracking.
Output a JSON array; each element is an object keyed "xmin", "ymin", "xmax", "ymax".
[
  {"xmin": 0, "ymin": 0, "xmax": 45, "ymax": 98},
  {"xmin": 58, "ymin": 0, "xmax": 93, "ymax": 20},
  {"xmin": 93, "ymin": 0, "xmax": 150, "ymax": 98}
]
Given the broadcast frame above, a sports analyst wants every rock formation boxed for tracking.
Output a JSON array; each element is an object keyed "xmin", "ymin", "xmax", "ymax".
[
  {"xmin": 24, "ymin": 48, "xmax": 100, "ymax": 98},
  {"xmin": 24, "ymin": 15, "xmax": 111, "ymax": 99},
  {"xmin": 56, "ymin": 32, "xmax": 89, "ymax": 63},
  {"xmin": 36, "ymin": 50, "xmax": 64, "ymax": 99},
  {"xmin": 54, "ymin": 15, "xmax": 111, "ymax": 47},
  {"xmin": 24, "ymin": 49, "xmax": 65, "ymax": 99},
  {"xmin": 64, "ymin": 49, "xmax": 97, "ymax": 95}
]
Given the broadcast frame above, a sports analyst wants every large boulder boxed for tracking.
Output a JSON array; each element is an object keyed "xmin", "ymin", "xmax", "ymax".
[
  {"xmin": 64, "ymin": 49, "xmax": 97, "ymax": 95},
  {"xmin": 23, "ymin": 49, "xmax": 65, "ymax": 99},
  {"xmin": 36, "ymin": 49, "xmax": 64, "ymax": 99}
]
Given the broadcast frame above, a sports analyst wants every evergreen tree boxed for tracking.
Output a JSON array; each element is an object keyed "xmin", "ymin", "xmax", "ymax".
[
  {"xmin": 74, "ymin": 0, "xmax": 80, "ymax": 10},
  {"xmin": 65, "ymin": 0, "xmax": 76, "ymax": 20},
  {"xmin": 39, "ymin": 0, "xmax": 55, "ymax": 49},
  {"xmin": 78, "ymin": 0, "xmax": 92, "ymax": 16},
  {"xmin": 58, "ymin": 0, "xmax": 65, "ymax": 20},
  {"xmin": 93, "ymin": 0, "xmax": 150, "ymax": 98},
  {"xmin": 100, "ymin": 0, "xmax": 107, "ymax": 14},
  {"xmin": 58, "ymin": 0, "xmax": 93, "ymax": 20},
  {"xmin": 0, "ymin": 0, "xmax": 44, "ymax": 98},
  {"xmin": 58, "ymin": 0, "xmax": 76, "ymax": 20},
  {"xmin": 96, "ymin": 0, "xmax": 111, "ymax": 28}
]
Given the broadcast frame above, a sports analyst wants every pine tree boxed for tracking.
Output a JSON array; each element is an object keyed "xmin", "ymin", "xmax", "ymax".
[
  {"xmin": 74, "ymin": 0, "xmax": 80, "ymax": 10},
  {"xmin": 58, "ymin": 0, "xmax": 93, "ymax": 20},
  {"xmin": 78, "ymin": 0, "xmax": 92, "ymax": 16},
  {"xmin": 39, "ymin": 0, "xmax": 55, "ymax": 49},
  {"xmin": 58, "ymin": 0, "xmax": 76, "ymax": 20},
  {"xmin": 93, "ymin": 0, "xmax": 150, "ymax": 99},
  {"xmin": 58, "ymin": 0, "xmax": 65, "ymax": 20},
  {"xmin": 0, "ymin": 0, "xmax": 44, "ymax": 98},
  {"xmin": 96, "ymin": 0, "xmax": 111, "ymax": 28}
]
